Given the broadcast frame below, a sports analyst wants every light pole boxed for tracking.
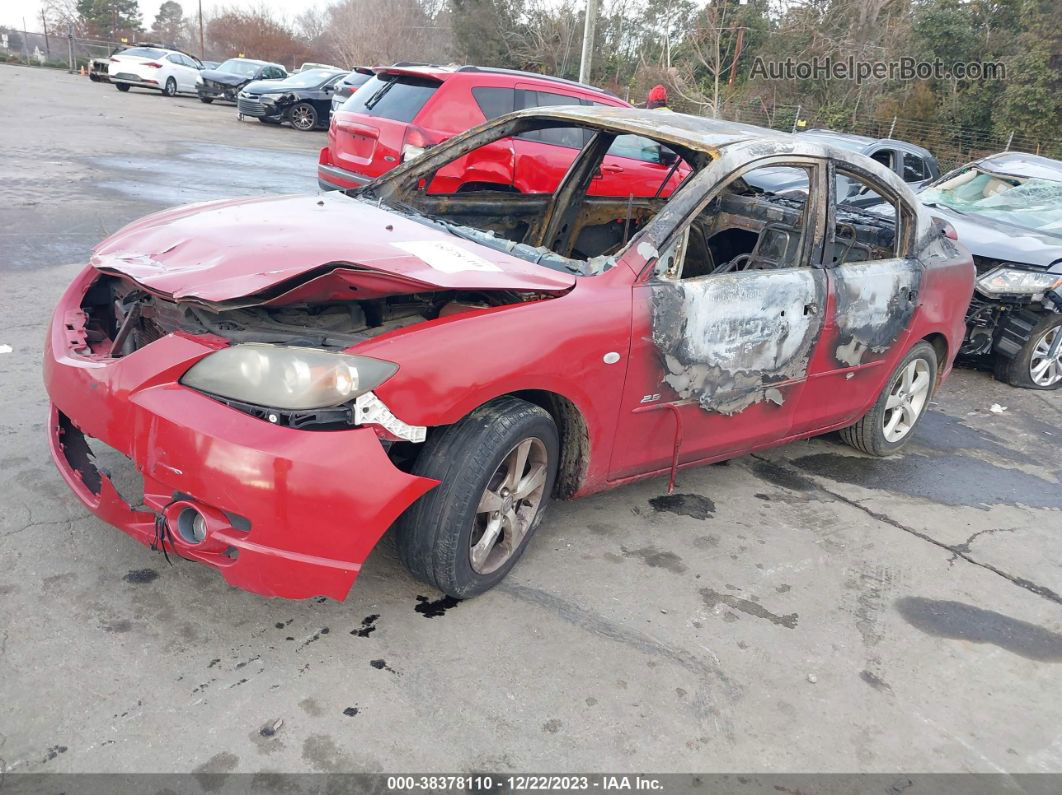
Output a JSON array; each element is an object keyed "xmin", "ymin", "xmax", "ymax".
[{"xmin": 578, "ymin": 0, "xmax": 598, "ymax": 84}]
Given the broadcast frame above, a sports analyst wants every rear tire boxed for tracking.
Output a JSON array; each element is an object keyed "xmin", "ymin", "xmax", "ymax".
[
  {"xmin": 395, "ymin": 397, "xmax": 559, "ymax": 599},
  {"xmin": 840, "ymin": 341, "xmax": 937, "ymax": 456},
  {"xmin": 115, "ymin": 83, "xmax": 130, "ymax": 92},
  {"xmin": 162, "ymin": 77, "xmax": 177, "ymax": 97},
  {"xmin": 995, "ymin": 313, "xmax": 1062, "ymax": 390}
]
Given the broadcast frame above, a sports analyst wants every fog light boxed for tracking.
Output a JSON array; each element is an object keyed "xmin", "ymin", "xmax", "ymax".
[{"xmin": 176, "ymin": 508, "xmax": 207, "ymax": 544}]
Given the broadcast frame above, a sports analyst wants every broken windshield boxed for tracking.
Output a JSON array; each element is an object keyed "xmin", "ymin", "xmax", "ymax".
[{"xmin": 921, "ymin": 167, "xmax": 1062, "ymax": 234}]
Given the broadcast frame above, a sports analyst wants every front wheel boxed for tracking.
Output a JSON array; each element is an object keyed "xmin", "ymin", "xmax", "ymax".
[
  {"xmin": 840, "ymin": 341, "xmax": 937, "ymax": 456},
  {"xmin": 288, "ymin": 102, "xmax": 318, "ymax": 131},
  {"xmin": 115, "ymin": 82, "xmax": 130, "ymax": 92},
  {"xmin": 996, "ymin": 313, "xmax": 1062, "ymax": 389},
  {"xmin": 162, "ymin": 77, "xmax": 177, "ymax": 97},
  {"xmin": 395, "ymin": 397, "xmax": 559, "ymax": 598},
  {"xmin": 199, "ymin": 96, "xmax": 213, "ymax": 104}
]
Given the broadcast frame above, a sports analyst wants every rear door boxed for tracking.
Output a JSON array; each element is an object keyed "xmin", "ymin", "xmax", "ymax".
[
  {"xmin": 329, "ymin": 72, "xmax": 443, "ymax": 180},
  {"xmin": 511, "ymin": 86, "xmax": 588, "ymax": 194}
]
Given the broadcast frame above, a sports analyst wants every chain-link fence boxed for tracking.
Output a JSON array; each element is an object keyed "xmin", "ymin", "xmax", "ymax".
[
  {"xmin": 0, "ymin": 28, "xmax": 137, "ymax": 71},
  {"xmin": 723, "ymin": 98, "xmax": 1061, "ymax": 171}
]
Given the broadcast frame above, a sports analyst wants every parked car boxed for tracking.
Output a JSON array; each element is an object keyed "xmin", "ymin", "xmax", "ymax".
[
  {"xmin": 330, "ymin": 67, "xmax": 373, "ymax": 113},
  {"xmin": 919, "ymin": 152, "xmax": 1062, "ymax": 389},
  {"xmin": 746, "ymin": 129, "xmax": 940, "ymax": 207},
  {"xmin": 297, "ymin": 62, "xmax": 341, "ymax": 72},
  {"xmin": 88, "ymin": 54, "xmax": 112, "ymax": 82},
  {"xmin": 201, "ymin": 61, "xmax": 220, "ymax": 70},
  {"xmin": 237, "ymin": 68, "xmax": 345, "ymax": 130},
  {"xmin": 319, "ymin": 64, "xmax": 686, "ymax": 198},
  {"xmin": 197, "ymin": 58, "xmax": 287, "ymax": 103},
  {"xmin": 45, "ymin": 107, "xmax": 973, "ymax": 601},
  {"xmin": 108, "ymin": 45, "xmax": 204, "ymax": 96}
]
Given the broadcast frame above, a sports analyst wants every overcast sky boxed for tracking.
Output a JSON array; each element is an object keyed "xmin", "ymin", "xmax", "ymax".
[{"xmin": 0, "ymin": 0, "xmax": 322, "ymax": 31}]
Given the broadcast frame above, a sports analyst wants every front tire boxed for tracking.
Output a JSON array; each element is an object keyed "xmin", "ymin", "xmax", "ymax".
[
  {"xmin": 199, "ymin": 96, "xmax": 213, "ymax": 104},
  {"xmin": 288, "ymin": 102, "xmax": 318, "ymax": 131},
  {"xmin": 395, "ymin": 397, "xmax": 559, "ymax": 598},
  {"xmin": 995, "ymin": 313, "xmax": 1062, "ymax": 389},
  {"xmin": 115, "ymin": 83, "xmax": 130, "ymax": 92},
  {"xmin": 840, "ymin": 341, "xmax": 937, "ymax": 456},
  {"xmin": 162, "ymin": 77, "xmax": 177, "ymax": 97}
]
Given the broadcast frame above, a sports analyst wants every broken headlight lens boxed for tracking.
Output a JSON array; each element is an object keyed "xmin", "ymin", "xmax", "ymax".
[
  {"xmin": 976, "ymin": 266, "xmax": 1062, "ymax": 298},
  {"xmin": 180, "ymin": 343, "xmax": 398, "ymax": 410}
]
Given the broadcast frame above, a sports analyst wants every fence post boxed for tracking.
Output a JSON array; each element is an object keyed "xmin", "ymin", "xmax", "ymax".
[
  {"xmin": 791, "ymin": 104, "xmax": 800, "ymax": 133},
  {"xmin": 1005, "ymin": 131, "xmax": 1013, "ymax": 151},
  {"xmin": 67, "ymin": 26, "xmax": 74, "ymax": 73},
  {"xmin": 888, "ymin": 115, "xmax": 896, "ymax": 139}
]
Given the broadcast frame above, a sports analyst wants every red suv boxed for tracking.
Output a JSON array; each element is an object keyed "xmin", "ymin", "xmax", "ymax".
[{"xmin": 318, "ymin": 65, "xmax": 685, "ymax": 197}]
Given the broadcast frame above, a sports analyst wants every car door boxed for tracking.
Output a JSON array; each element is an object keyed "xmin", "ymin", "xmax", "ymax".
[
  {"xmin": 791, "ymin": 162, "xmax": 922, "ymax": 434},
  {"xmin": 597, "ymin": 133, "xmax": 687, "ymax": 197},
  {"xmin": 608, "ymin": 155, "xmax": 831, "ymax": 480},
  {"xmin": 511, "ymin": 87, "xmax": 587, "ymax": 194}
]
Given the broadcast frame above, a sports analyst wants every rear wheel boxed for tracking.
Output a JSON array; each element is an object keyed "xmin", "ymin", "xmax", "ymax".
[
  {"xmin": 115, "ymin": 83, "xmax": 130, "ymax": 92},
  {"xmin": 395, "ymin": 397, "xmax": 559, "ymax": 598},
  {"xmin": 840, "ymin": 341, "xmax": 937, "ymax": 456},
  {"xmin": 162, "ymin": 77, "xmax": 177, "ymax": 97},
  {"xmin": 289, "ymin": 102, "xmax": 318, "ymax": 131},
  {"xmin": 995, "ymin": 313, "xmax": 1062, "ymax": 390}
]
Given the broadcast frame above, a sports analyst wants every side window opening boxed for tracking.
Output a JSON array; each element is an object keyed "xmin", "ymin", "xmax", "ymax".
[
  {"xmin": 665, "ymin": 165, "xmax": 813, "ymax": 281},
  {"xmin": 903, "ymin": 153, "xmax": 928, "ymax": 182},
  {"xmin": 517, "ymin": 91, "xmax": 587, "ymax": 149},
  {"xmin": 471, "ymin": 87, "xmax": 515, "ymax": 121},
  {"xmin": 869, "ymin": 149, "xmax": 894, "ymax": 170},
  {"xmin": 832, "ymin": 168, "xmax": 901, "ymax": 265}
]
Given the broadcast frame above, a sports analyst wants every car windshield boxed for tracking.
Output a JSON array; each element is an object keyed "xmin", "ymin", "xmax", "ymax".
[
  {"xmin": 920, "ymin": 167, "xmax": 1062, "ymax": 234},
  {"xmin": 280, "ymin": 70, "xmax": 339, "ymax": 88},
  {"xmin": 121, "ymin": 47, "xmax": 166, "ymax": 59},
  {"xmin": 218, "ymin": 59, "xmax": 260, "ymax": 77}
]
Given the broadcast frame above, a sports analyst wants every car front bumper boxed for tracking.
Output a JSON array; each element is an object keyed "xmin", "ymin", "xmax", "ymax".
[
  {"xmin": 197, "ymin": 84, "xmax": 238, "ymax": 102},
  {"xmin": 44, "ymin": 267, "xmax": 437, "ymax": 600}
]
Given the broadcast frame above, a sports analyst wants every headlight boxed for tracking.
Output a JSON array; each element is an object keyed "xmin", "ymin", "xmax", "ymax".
[
  {"xmin": 180, "ymin": 343, "xmax": 398, "ymax": 410},
  {"xmin": 976, "ymin": 266, "xmax": 1062, "ymax": 298}
]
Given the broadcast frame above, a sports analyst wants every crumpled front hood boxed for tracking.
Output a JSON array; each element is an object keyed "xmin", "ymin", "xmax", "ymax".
[
  {"xmin": 200, "ymin": 69, "xmax": 252, "ymax": 88},
  {"xmin": 928, "ymin": 205, "xmax": 1062, "ymax": 269},
  {"xmin": 90, "ymin": 193, "xmax": 577, "ymax": 305}
]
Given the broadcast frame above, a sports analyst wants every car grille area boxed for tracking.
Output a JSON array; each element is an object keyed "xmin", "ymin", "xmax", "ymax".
[{"xmin": 238, "ymin": 95, "xmax": 267, "ymax": 116}]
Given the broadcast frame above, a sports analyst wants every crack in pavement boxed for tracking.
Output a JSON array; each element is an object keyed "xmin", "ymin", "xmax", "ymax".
[{"xmin": 749, "ymin": 455, "xmax": 1062, "ymax": 607}]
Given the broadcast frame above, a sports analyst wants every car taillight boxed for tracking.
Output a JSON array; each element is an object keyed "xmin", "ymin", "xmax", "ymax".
[
  {"xmin": 935, "ymin": 219, "xmax": 958, "ymax": 241},
  {"xmin": 401, "ymin": 126, "xmax": 436, "ymax": 163},
  {"xmin": 145, "ymin": 61, "xmax": 163, "ymax": 68}
]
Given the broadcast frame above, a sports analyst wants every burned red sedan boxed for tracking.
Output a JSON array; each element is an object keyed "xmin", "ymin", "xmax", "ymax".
[{"xmin": 45, "ymin": 107, "xmax": 974, "ymax": 600}]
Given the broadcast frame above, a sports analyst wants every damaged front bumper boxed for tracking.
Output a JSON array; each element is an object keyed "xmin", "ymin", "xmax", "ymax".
[{"xmin": 43, "ymin": 268, "xmax": 438, "ymax": 600}]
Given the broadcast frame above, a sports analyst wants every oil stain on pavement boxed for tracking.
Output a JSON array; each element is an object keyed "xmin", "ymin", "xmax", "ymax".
[
  {"xmin": 896, "ymin": 596, "xmax": 1062, "ymax": 662},
  {"xmin": 649, "ymin": 493, "xmax": 715, "ymax": 519}
]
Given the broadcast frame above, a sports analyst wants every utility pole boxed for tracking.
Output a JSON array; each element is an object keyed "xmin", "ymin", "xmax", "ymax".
[
  {"xmin": 41, "ymin": 10, "xmax": 49, "ymax": 56},
  {"xmin": 198, "ymin": 0, "xmax": 205, "ymax": 59},
  {"xmin": 578, "ymin": 0, "xmax": 598, "ymax": 85}
]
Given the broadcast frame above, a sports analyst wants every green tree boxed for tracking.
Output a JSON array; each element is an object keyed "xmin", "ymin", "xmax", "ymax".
[
  {"xmin": 77, "ymin": 0, "xmax": 142, "ymax": 40},
  {"xmin": 993, "ymin": 0, "xmax": 1061, "ymax": 145},
  {"xmin": 152, "ymin": 1, "xmax": 184, "ymax": 47},
  {"xmin": 448, "ymin": 0, "xmax": 526, "ymax": 67}
]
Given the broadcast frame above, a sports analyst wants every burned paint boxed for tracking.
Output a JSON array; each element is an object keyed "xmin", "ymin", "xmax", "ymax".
[
  {"xmin": 650, "ymin": 269, "xmax": 826, "ymax": 414},
  {"xmin": 832, "ymin": 260, "xmax": 922, "ymax": 367}
]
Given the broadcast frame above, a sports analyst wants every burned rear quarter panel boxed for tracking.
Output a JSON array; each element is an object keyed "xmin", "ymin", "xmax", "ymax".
[{"xmin": 353, "ymin": 267, "xmax": 635, "ymax": 495}]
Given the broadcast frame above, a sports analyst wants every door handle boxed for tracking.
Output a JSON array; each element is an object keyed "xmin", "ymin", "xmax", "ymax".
[{"xmin": 602, "ymin": 164, "xmax": 624, "ymax": 174}]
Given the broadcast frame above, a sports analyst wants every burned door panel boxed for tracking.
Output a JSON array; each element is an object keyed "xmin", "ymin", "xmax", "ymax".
[
  {"xmin": 650, "ymin": 269, "xmax": 827, "ymax": 414},
  {"xmin": 831, "ymin": 259, "xmax": 922, "ymax": 368}
]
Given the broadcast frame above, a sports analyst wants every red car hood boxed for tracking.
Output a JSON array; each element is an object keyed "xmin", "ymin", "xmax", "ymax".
[{"xmin": 90, "ymin": 193, "xmax": 576, "ymax": 305}]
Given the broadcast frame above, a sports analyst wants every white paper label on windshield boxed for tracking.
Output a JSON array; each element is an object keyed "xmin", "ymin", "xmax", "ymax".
[{"xmin": 392, "ymin": 240, "xmax": 501, "ymax": 274}]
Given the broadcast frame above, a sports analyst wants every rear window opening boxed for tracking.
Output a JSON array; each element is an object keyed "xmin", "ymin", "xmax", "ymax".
[
  {"xmin": 119, "ymin": 47, "xmax": 166, "ymax": 59},
  {"xmin": 341, "ymin": 74, "xmax": 441, "ymax": 123}
]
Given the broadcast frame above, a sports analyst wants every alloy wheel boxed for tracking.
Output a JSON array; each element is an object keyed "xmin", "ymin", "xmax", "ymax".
[
  {"xmin": 290, "ymin": 105, "xmax": 316, "ymax": 130},
  {"xmin": 1030, "ymin": 326, "xmax": 1062, "ymax": 387},
  {"xmin": 882, "ymin": 358, "xmax": 931, "ymax": 443},
  {"xmin": 470, "ymin": 438, "xmax": 549, "ymax": 574}
]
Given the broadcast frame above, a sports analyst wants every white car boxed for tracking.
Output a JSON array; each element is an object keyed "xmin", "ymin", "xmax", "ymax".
[{"xmin": 109, "ymin": 46, "xmax": 204, "ymax": 96}]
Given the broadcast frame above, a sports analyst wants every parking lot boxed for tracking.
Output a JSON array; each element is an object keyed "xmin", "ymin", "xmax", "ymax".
[{"xmin": 1, "ymin": 65, "xmax": 1061, "ymax": 775}]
